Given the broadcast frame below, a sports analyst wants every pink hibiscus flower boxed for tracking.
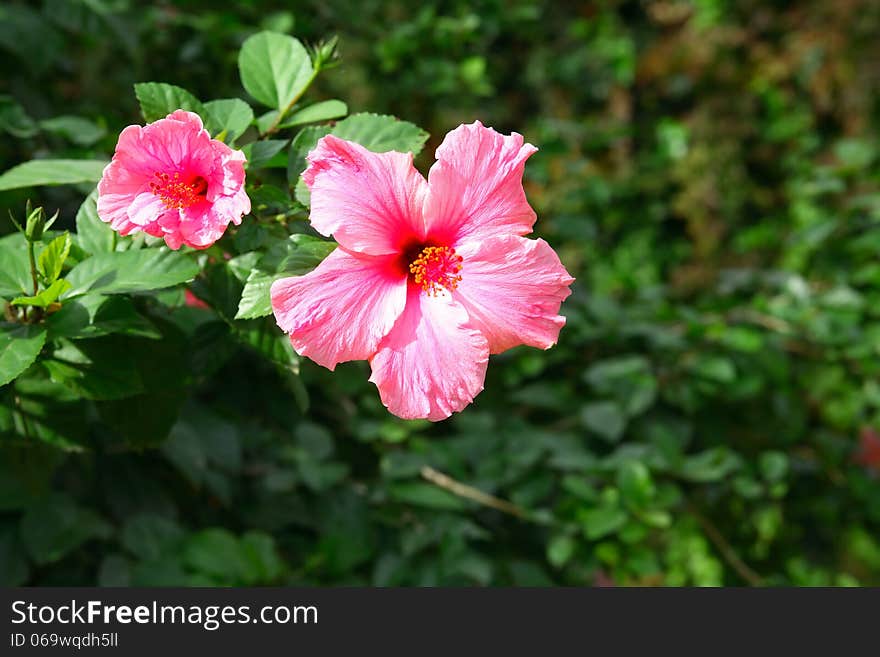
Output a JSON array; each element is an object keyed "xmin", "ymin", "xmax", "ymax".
[
  {"xmin": 97, "ymin": 110, "xmax": 250, "ymax": 250},
  {"xmin": 271, "ymin": 121, "xmax": 574, "ymax": 421}
]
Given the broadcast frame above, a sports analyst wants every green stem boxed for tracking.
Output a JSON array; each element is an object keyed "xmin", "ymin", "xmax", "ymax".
[
  {"xmin": 27, "ymin": 241, "xmax": 38, "ymax": 296},
  {"xmin": 262, "ymin": 67, "xmax": 321, "ymax": 138}
]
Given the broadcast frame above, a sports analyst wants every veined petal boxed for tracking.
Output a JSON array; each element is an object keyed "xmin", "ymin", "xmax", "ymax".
[
  {"xmin": 271, "ymin": 248, "xmax": 408, "ymax": 371},
  {"xmin": 304, "ymin": 135, "xmax": 429, "ymax": 256},
  {"xmin": 425, "ymin": 121, "xmax": 537, "ymax": 245},
  {"xmin": 454, "ymin": 235, "xmax": 574, "ymax": 354},
  {"xmin": 369, "ymin": 288, "xmax": 489, "ymax": 421}
]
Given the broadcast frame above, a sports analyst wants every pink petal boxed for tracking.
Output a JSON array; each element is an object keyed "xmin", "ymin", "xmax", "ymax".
[
  {"xmin": 454, "ymin": 235, "xmax": 574, "ymax": 354},
  {"xmin": 271, "ymin": 249, "xmax": 408, "ymax": 370},
  {"xmin": 425, "ymin": 121, "xmax": 538, "ymax": 245},
  {"xmin": 177, "ymin": 200, "xmax": 226, "ymax": 249},
  {"xmin": 303, "ymin": 135, "xmax": 428, "ymax": 256},
  {"xmin": 126, "ymin": 192, "xmax": 167, "ymax": 226},
  {"xmin": 369, "ymin": 288, "xmax": 489, "ymax": 421}
]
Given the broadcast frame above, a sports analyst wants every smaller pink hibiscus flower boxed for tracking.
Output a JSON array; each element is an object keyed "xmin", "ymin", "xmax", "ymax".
[
  {"xmin": 271, "ymin": 121, "xmax": 574, "ymax": 421},
  {"xmin": 97, "ymin": 110, "xmax": 250, "ymax": 250}
]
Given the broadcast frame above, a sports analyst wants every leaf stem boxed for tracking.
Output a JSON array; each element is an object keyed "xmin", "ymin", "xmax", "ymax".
[
  {"xmin": 687, "ymin": 499, "xmax": 764, "ymax": 586},
  {"xmin": 262, "ymin": 67, "xmax": 321, "ymax": 138},
  {"xmin": 27, "ymin": 240, "xmax": 38, "ymax": 296}
]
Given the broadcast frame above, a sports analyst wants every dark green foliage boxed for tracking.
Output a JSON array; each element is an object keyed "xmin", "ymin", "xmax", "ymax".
[{"xmin": 1, "ymin": 0, "xmax": 880, "ymax": 587}]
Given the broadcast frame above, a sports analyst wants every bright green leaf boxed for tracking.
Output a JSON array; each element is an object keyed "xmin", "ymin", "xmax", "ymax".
[
  {"xmin": 235, "ymin": 235, "xmax": 335, "ymax": 319},
  {"xmin": 202, "ymin": 98, "xmax": 254, "ymax": 142},
  {"xmin": 238, "ymin": 31, "xmax": 314, "ymax": 111},
  {"xmin": 11, "ymin": 279, "xmax": 70, "ymax": 308},
  {"xmin": 0, "ymin": 159, "xmax": 107, "ymax": 191},
  {"xmin": 280, "ymin": 99, "xmax": 348, "ymax": 128},
  {"xmin": 331, "ymin": 112, "xmax": 429, "ymax": 154},
  {"xmin": 37, "ymin": 231, "xmax": 71, "ymax": 284},
  {"xmin": 65, "ymin": 248, "xmax": 199, "ymax": 297},
  {"xmin": 75, "ymin": 189, "xmax": 115, "ymax": 255},
  {"xmin": 134, "ymin": 82, "xmax": 203, "ymax": 123}
]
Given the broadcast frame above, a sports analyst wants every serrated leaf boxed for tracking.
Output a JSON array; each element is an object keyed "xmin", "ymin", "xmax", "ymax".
[
  {"xmin": 202, "ymin": 98, "xmax": 254, "ymax": 143},
  {"xmin": 46, "ymin": 293, "xmax": 159, "ymax": 340},
  {"xmin": 235, "ymin": 235, "xmax": 335, "ymax": 319},
  {"xmin": 134, "ymin": 82, "xmax": 203, "ymax": 123},
  {"xmin": 37, "ymin": 232, "xmax": 71, "ymax": 284},
  {"xmin": 11, "ymin": 279, "xmax": 70, "ymax": 308},
  {"xmin": 0, "ymin": 324, "xmax": 46, "ymax": 387},
  {"xmin": 75, "ymin": 189, "xmax": 116, "ymax": 255},
  {"xmin": 0, "ymin": 159, "xmax": 107, "ymax": 191},
  {"xmin": 238, "ymin": 31, "xmax": 314, "ymax": 111},
  {"xmin": 331, "ymin": 112, "xmax": 429, "ymax": 154},
  {"xmin": 43, "ymin": 337, "xmax": 144, "ymax": 400},
  {"xmin": 65, "ymin": 248, "xmax": 199, "ymax": 297}
]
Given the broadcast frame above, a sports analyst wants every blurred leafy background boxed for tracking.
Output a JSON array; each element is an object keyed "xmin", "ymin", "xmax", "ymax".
[{"xmin": 2, "ymin": 0, "xmax": 880, "ymax": 586}]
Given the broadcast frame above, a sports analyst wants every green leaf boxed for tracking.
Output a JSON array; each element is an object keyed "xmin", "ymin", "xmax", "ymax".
[
  {"xmin": 47, "ymin": 294, "xmax": 159, "ymax": 340},
  {"xmin": 617, "ymin": 461, "xmax": 656, "ymax": 508},
  {"xmin": 0, "ymin": 324, "xmax": 46, "ymax": 387},
  {"xmin": 584, "ymin": 356, "xmax": 657, "ymax": 417},
  {"xmin": 11, "ymin": 279, "xmax": 70, "ymax": 308},
  {"xmin": 75, "ymin": 189, "xmax": 115, "ymax": 255},
  {"xmin": 37, "ymin": 231, "xmax": 71, "ymax": 284},
  {"xmin": 580, "ymin": 400, "xmax": 626, "ymax": 442},
  {"xmin": 678, "ymin": 447, "xmax": 741, "ymax": 483},
  {"xmin": 43, "ymin": 337, "xmax": 144, "ymax": 400},
  {"xmin": 183, "ymin": 528, "xmax": 247, "ymax": 582},
  {"xmin": 0, "ymin": 95, "xmax": 38, "ymax": 138},
  {"xmin": 242, "ymin": 139, "xmax": 288, "ymax": 169},
  {"xmin": 240, "ymin": 531, "xmax": 284, "ymax": 584},
  {"xmin": 0, "ymin": 526, "xmax": 29, "ymax": 585},
  {"xmin": 234, "ymin": 318, "xmax": 298, "ymax": 369},
  {"xmin": 3, "ymin": 371, "xmax": 89, "ymax": 449},
  {"xmin": 39, "ymin": 115, "xmax": 106, "ymax": 146},
  {"xmin": 0, "ymin": 234, "xmax": 32, "ymax": 297},
  {"xmin": 279, "ymin": 99, "xmax": 348, "ymax": 129},
  {"xmin": 389, "ymin": 482, "xmax": 468, "ymax": 511},
  {"xmin": 547, "ymin": 534, "xmax": 576, "ymax": 568},
  {"xmin": 289, "ymin": 125, "xmax": 331, "ymax": 206},
  {"xmin": 580, "ymin": 506, "xmax": 627, "ymax": 540},
  {"xmin": 133, "ymin": 82, "xmax": 203, "ymax": 123},
  {"xmin": 65, "ymin": 248, "xmax": 199, "ymax": 297},
  {"xmin": 0, "ymin": 159, "xmax": 107, "ymax": 191},
  {"xmin": 20, "ymin": 495, "xmax": 111, "ymax": 565},
  {"xmin": 121, "ymin": 513, "xmax": 183, "ymax": 562},
  {"xmin": 238, "ymin": 31, "xmax": 314, "ymax": 111},
  {"xmin": 202, "ymin": 98, "xmax": 254, "ymax": 142},
  {"xmin": 235, "ymin": 235, "xmax": 335, "ymax": 319},
  {"xmin": 331, "ymin": 112, "xmax": 429, "ymax": 154}
]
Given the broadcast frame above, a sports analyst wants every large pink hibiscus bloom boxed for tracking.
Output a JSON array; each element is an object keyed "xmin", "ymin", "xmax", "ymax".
[
  {"xmin": 97, "ymin": 110, "xmax": 250, "ymax": 250},
  {"xmin": 271, "ymin": 121, "xmax": 574, "ymax": 421}
]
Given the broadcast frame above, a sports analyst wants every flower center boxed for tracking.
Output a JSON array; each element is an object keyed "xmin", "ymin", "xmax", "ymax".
[
  {"xmin": 150, "ymin": 172, "xmax": 208, "ymax": 210},
  {"xmin": 408, "ymin": 245, "xmax": 463, "ymax": 295}
]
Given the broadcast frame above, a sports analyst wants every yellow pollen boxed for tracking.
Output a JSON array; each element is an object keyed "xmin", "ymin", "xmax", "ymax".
[
  {"xmin": 409, "ymin": 245, "xmax": 463, "ymax": 295},
  {"xmin": 150, "ymin": 172, "xmax": 207, "ymax": 210}
]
